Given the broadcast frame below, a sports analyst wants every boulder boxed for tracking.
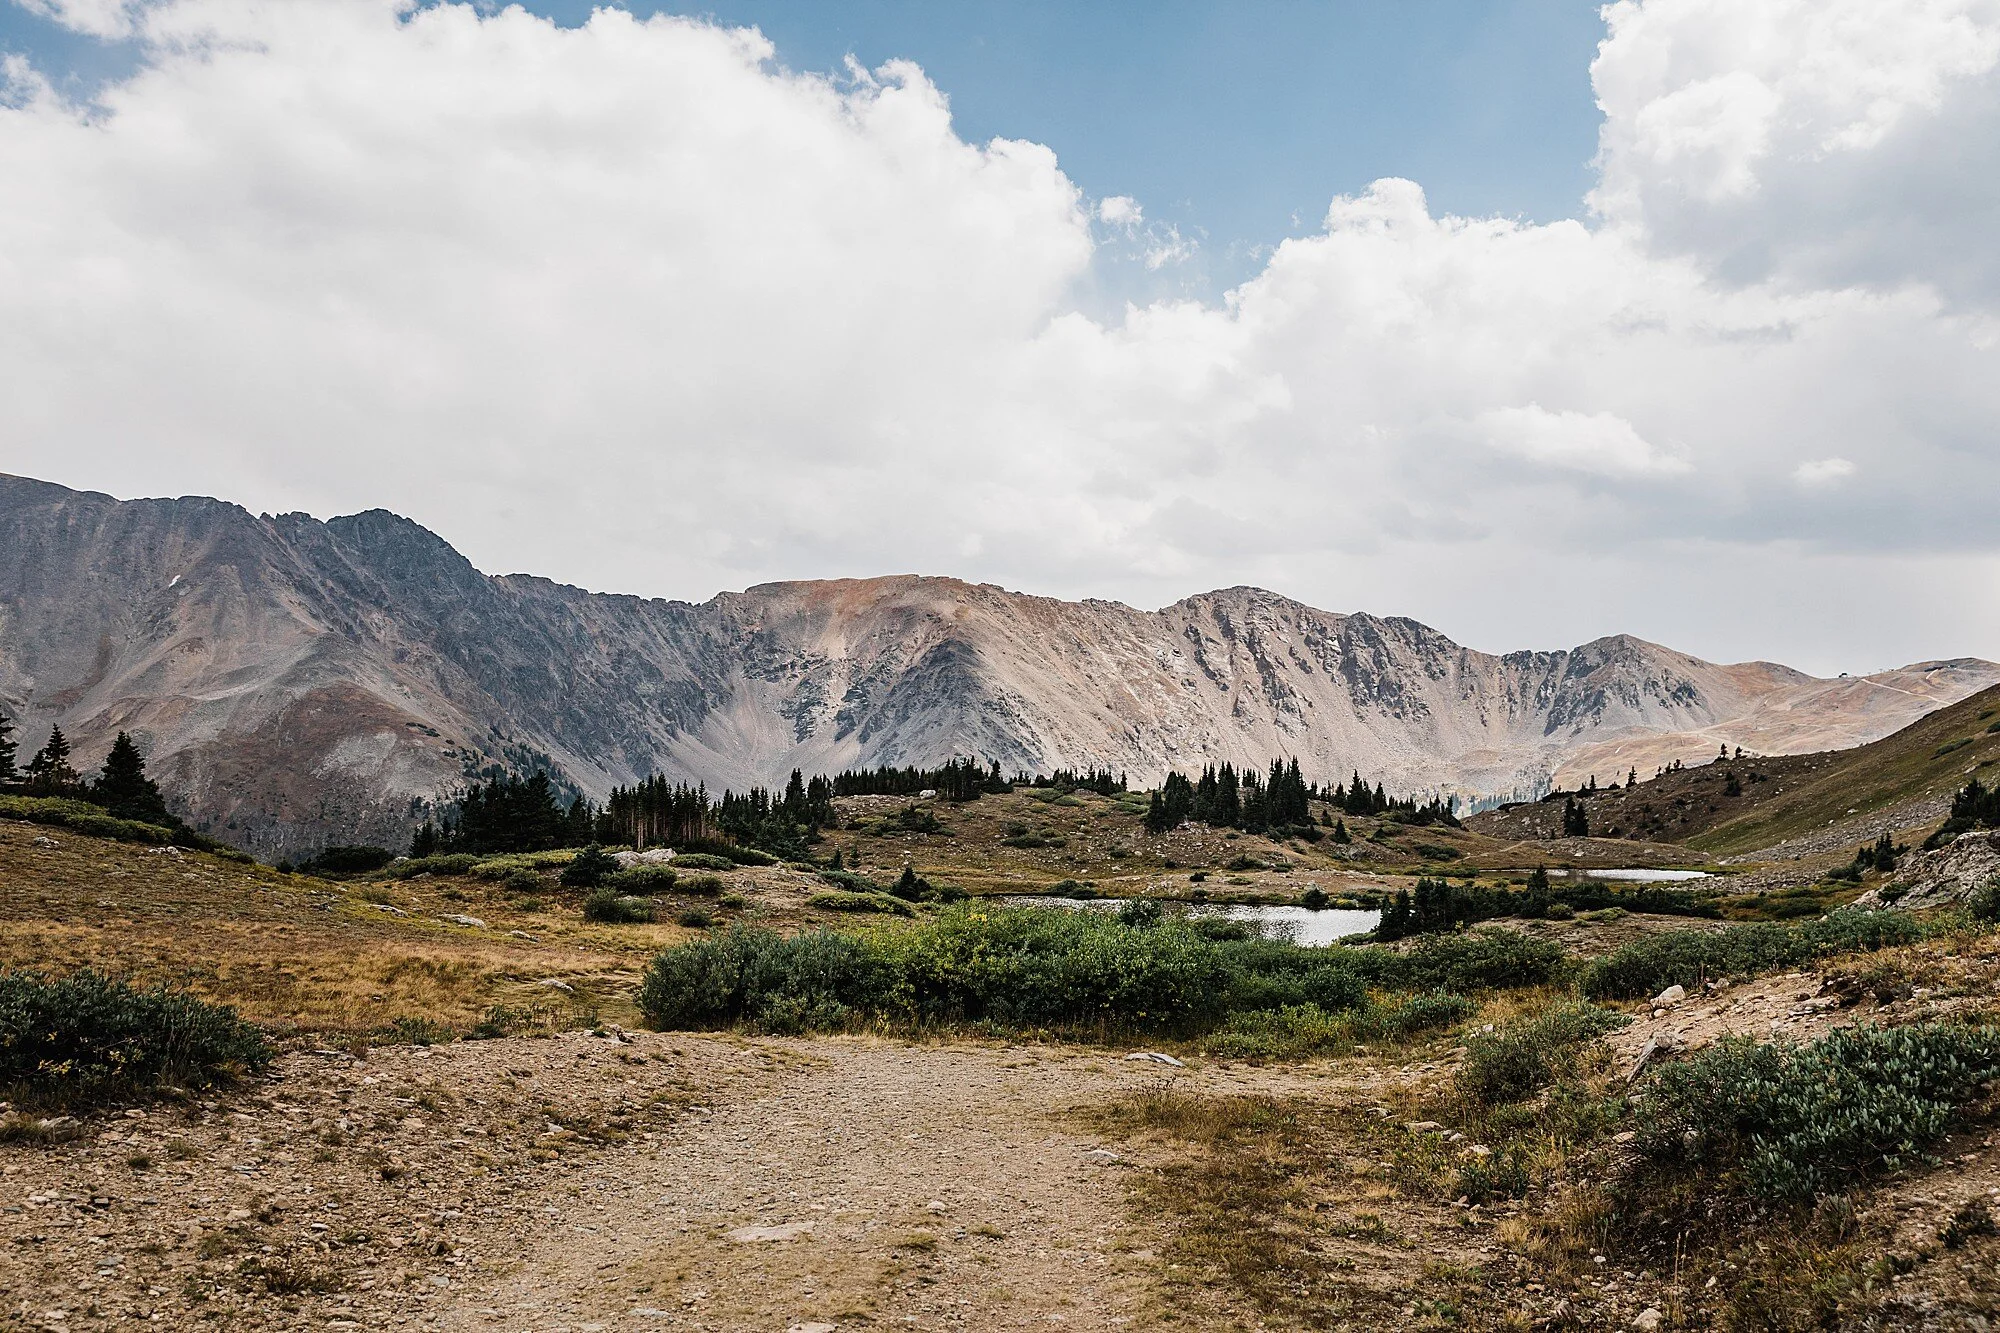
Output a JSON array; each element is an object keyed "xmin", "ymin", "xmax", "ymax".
[
  {"xmin": 1855, "ymin": 830, "xmax": 2000, "ymax": 911},
  {"xmin": 1651, "ymin": 984, "xmax": 1686, "ymax": 1007}
]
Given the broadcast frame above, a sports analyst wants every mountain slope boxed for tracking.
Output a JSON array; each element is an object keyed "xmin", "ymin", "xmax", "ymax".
[
  {"xmin": 1466, "ymin": 683, "xmax": 2000, "ymax": 860},
  {"xmin": 3, "ymin": 474, "xmax": 1993, "ymax": 857}
]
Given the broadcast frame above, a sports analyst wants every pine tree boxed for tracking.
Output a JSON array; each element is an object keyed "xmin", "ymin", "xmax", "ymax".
[
  {"xmin": 25, "ymin": 725, "xmax": 79, "ymax": 794},
  {"xmin": 92, "ymin": 731, "xmax": 171, "ymax": 824},
  {"xmin": 410, "ymin": 821, "xmax": 439, "ymax": 858},
  {"xmin": 1214, "ymin": 764, "xmax": 1241, "ymax": 828},
  {"xmin": 1331, "ymin": 818, "xmax": 1350, "ymax": 844},
  {"xmin": 0, "ymin": 709, "xmax": 17, "ymax": 784}
]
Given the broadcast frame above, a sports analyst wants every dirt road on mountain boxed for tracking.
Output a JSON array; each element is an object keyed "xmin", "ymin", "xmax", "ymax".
[
  {"xmin": 438, "ymin": 1039, "xmax": 1185, "ymax": 1333},
  {"xmin": 5, "ymin": 1033, "xmax": 1341, "ymax": 1333}
]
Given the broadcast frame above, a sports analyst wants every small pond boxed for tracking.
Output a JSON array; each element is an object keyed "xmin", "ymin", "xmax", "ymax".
[
  {"xmin": 997, "ymin": 895, "xmax": 1379, "ymax": 947},
  {"xmin": 1553, "ymin": 867, "xmax": 1711, "ymax": 883}
]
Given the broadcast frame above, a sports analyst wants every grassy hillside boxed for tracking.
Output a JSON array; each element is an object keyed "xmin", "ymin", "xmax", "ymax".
[
  {"xmin": 1468, "ymin": 683, "xmax": 2000, "ymax": 860},
  {"xmin": 816, "ymin": 786, "xmax": 1704, "ymax": 897}
]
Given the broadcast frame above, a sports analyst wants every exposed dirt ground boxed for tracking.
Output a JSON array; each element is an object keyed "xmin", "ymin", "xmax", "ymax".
[{"xmin": 3, "ymin": 1031, "xmax": 1467, "ymax": 1333}]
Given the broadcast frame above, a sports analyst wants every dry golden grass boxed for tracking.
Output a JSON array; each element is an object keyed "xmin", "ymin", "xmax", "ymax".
[{"xmin": 0, "ymin": 819, "xmax": 710, "ymax": 1034}]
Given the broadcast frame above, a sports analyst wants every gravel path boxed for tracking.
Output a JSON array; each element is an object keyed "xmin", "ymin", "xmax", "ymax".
[{"xmin": 441, "ymin": 1039, "xmax": 1172, "ymax": 1333}]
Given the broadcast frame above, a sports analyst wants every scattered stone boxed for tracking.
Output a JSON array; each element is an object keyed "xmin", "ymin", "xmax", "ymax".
[
  {"xmin": 32, "ymin": 835, "xmax": 59, "ymax": 847},
  {"xmin": 726, "ymin": 1222, "xmax": 815, "ymax": 1243},
  {"xmin": 442, "ymin": 914, "xmax": 487, "ymax": 929},
  {"xmin": 1632, "ymin": 1307, "xmax": 1663, "ymax": 1330},
  {"xmin": 1651, "ymin": 985, "xmax": 1686, "ymax": 1007},
  {"xmin": 1404, "ymin": 1121, "xmax": 1444, "ymax": 1134},
  {"xmin": 786, "ymin": 1324, "xmax": 838, "ymax": 1333},
  {"xmin": 1124, "ymin": 1051, "xmax": 1185, "ymax": 1067},
  {"xmin": 1082, "ymin": 1149, "xmax": 1124, "ymax": 1165},
  {"xmin": 925, "ymin": 1200, "xmax": 947, "ymax": 1213},
  {"xmin": 538, "ymin": 978, "xmax": 575, "ymax": 993}
]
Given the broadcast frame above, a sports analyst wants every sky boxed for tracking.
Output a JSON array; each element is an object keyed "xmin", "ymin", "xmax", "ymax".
[{"xmin": 2, "ymin": 0, "xmax": 1999, "ymax": 676}]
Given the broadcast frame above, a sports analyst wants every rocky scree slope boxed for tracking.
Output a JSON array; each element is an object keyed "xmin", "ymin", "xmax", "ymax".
[{"xmin": 2, "ymin": 473, "xmax": 1992, "ymax": 858}]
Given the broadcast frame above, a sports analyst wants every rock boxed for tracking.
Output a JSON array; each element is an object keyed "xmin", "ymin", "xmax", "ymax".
[
  {"xmin": 1627, "ymin": 1030, "xmax": 1685, "ymax": 1083},
  {"xmin": 1632, "ymin": 1307, "xmax": 1663, "ymax": 1330},
  {"xmin": 1124, "ymin": 1051, "xmax": 1185, "ymax": 1067},
  {"xmin": 1651, "ymin": 985, "xmax": 1686, "ymax": 1007},
  {"xmin": 1872, "ymin": 831, "xmax": 2000, "ymax": 911},
  {"xmin": 538, "ymin": 978, "xmax": 575, "ymax": 993},
  {"xmin": 1465, "ymin": 1144, "xmax": 1491, "ymax": 1157},
  {"xmin": 615, "ymin": 848, "xmax": 677, "ymax": 868},
  {"xmin": 1404, "ymin": 1121, "xmax": 1444, "ymax": 1133},
  {"xmin": 786, "ymin": 1324, "xmax": 838, "ymax": 1333},
  {"xmin": 1614, "ymin": 1131, "xmax": 1637, "ymax": 1144},
  {"xmin": 726, "ymin": 1222, "xmax": 815, "ymax": 1243},
  {"xmin": 31, "ymin": 835, "xmax": 58, "ymax": 847},
  {"xmin": 925, "ymin": 1200, "xmax": 947, "ymax": 1213},
  {"xmin": 1083, "ymin": 1149, "xmax": 1124, "ymax": 1164},
  {"xmin": 442, "ymin": 914, "xmax": 487, "ymax": 929}
]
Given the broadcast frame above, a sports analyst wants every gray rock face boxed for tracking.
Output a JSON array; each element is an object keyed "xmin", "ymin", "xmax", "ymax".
[
  {"xmin": 3, "ymin": 473, "xmax": 1994, "ymax": 858},
  {"xmin": 1857, "ymin": 831, "xmax": 2000, "ymax": 911}
]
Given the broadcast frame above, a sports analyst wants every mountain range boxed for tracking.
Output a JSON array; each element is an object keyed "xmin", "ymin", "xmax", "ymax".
[{"xmin": 3, "ymin": 472, "xmax": 1994, "ymax": 858}]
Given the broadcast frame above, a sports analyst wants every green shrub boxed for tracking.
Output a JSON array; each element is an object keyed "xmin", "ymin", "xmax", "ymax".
[
  {"xmin": 501, "ymin": 868, "xmax": 541, "ymax": 892},
  {"xmin": 1357, "ymin": 990, "xmax": 1478, "ymax": 1040},
  {"xmin": 818, "ymin": 868, "xmax": 883, "ymax": 893},
  {"xmin": 300, "ymin": 845, "xmax": 396, "ymax": 876},
  {"xmin": 605, "ymin": 864, "xmax": 678, "ymax": 894},
  {"xmin": 679, "ymin": 874, "xmax": 727, "ymax": 896},
  {"xmin": 561, "ymin": 844, "xmax": 620, "ymax": 888},
  {"xmin": 1635, "ymin": 1022, "xmax": 2000, "ymax": 1200},
  {"xmin": 384, "ymin": 853, "xmax": 479, "ymax": 879},
  {"xmin": 1357, "ymin": 929, "xmax": 1571, "ymax": 994},
  {"xmin": 676, "ymin": 907, "xmax": 715, "ymax": 930},
  {"xmin": 0, "ymin": 794, "xmax": 176, "ymax": 845},
  {"xmin": 670, "ymin": 853, "xmax": 737, "ymax": 872},
  {"xmin": 0, "ymin": 970, "xmax": 269, "ymax": 1109},
  {"xmin": 1001, "ymin": 834, "xmax": 1056, "ymax": 849},
  {"xmin": 713, "ymin": 846, "xmax": 780, "ymax": 867},
  {"xmin": 1455, "ymin": 1002, "xmax": 1626, "ymax": 1106},
  {"xmin": 382, "ymin": 1015, "xmax": 455, "ymax": 1046},
  {"xmin": 807, "ymin": 890, "xmax": 913, "ymax": 916},
  {"xmin": 637, "ymin": 907, "xmax": 1552, "ymax": 1042},
  {"xmin": 1118, "ymin": 898, "xmax": 1165, "ymax": 928},
  {"xmin": 1582, "ymin": 911, "xmax": 1933, "ymax": 1000},
  {"xmin": 582, "ymin": 890, "xmax": 655, "ymax": 923},
  {"xmin": 637, "ymin": 926, "xmax": 879, "ymax": 1032}
]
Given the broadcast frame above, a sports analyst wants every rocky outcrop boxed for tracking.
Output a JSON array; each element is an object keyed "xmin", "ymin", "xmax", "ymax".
[
  {"xmin": 1857, "ymin": 832, "xmax": 2000, "ymax": 911},
  {"xmin": 3, "ymin": 473, "xmax": 1994, "ymax": 857}
]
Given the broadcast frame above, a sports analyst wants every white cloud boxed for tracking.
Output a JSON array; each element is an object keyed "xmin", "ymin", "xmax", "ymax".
[
  {"xmin": 1473, "ymin": 406, "xmax": 1691, "ymax": 477},
  {"xmin": 1, "ymin": 0, "xmax": 1998, "ymax": 673},
  {"xmin": 1096, "ymin": 195, "xmax": 1142, "ymax": 228},
  {"xmin": 16, "ymin": 0, "xmax": 145, "ymax": 38},
  {"xmin": 1793, "ymin": 457, "xmax": 1858, "ymax": 486}
]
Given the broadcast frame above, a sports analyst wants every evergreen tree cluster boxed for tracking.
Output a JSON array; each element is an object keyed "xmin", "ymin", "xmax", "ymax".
[
  {"xmin": 1143, "ymin": 758, "xmax": 1456, "ymax": 835},
  {"xmin": 1561, "ymin": 796, "xmax": 1591, "ymax": 838},
  {"xmin": 1375, "ymin": 866, "xmax": 1717, "ymax": 941},
  {"xmin": 1924, "ymin": 776, "xmax": 2000, "ymax": 849},
  {"xmin": 829, "ymin": 757, "xmax": 1008, "ymax": 802},
  {"xmin": 1022, "ymin": 767, "xmax": 1127, "ymax": 796},
  {"xmin": 0, "ymin": 713, "xmax": 184, "ymax": 833},
  {"xmin": 412, "ymin": 771, "xmax": 593, "ymax": 856},
  {"xmin": 594, "ymin": 776, "xmax": 713, "ymax": 851}
]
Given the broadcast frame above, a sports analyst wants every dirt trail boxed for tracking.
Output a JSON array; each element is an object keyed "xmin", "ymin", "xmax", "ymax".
[
  {"xmin": 9, "ymin": 1032, "xmax": 1322, "ymax": 1333},
  {"xmin": 441, "ymin": 1040, "xmax": 1192, "ymax": 1333}
]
